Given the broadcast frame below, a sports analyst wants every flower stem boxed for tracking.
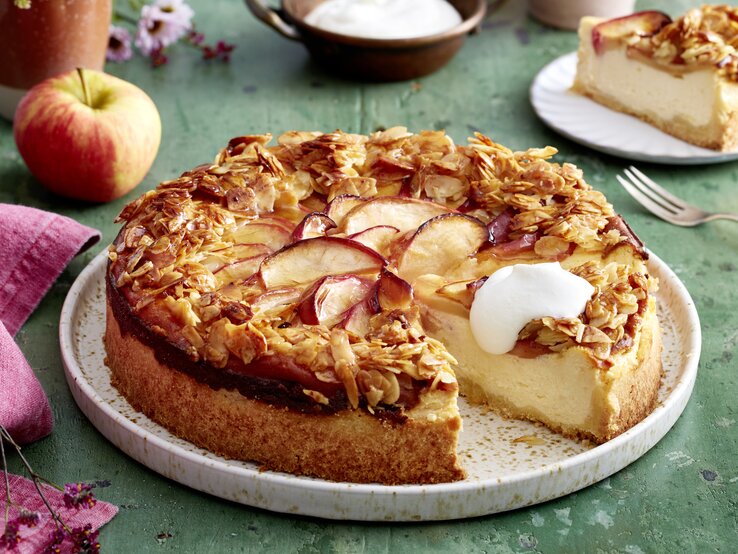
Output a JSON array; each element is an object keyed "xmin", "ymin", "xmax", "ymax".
[
  {"xmin": 77, "ymin": 67, "xmax": 92, "ymax": 108},
  {"xmin": 114, "ymin": 10, "xmax": 138, "ymax": 25},
  {"xmin": 0, "ymin": 425, "xmax": 69, "ymax": 532},
  {"xmin": 1, "ymin": 436, "xmax": 11, "ymax": 526}
]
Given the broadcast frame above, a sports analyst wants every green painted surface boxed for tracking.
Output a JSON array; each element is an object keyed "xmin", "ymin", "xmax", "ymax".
[{"xmin": 2, "ymin": 0, "xmax": 737, "ymax": 551}]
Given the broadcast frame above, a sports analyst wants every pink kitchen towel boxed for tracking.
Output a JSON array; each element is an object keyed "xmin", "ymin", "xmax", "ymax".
[{"xmin": 0, "ymin": 203, "xmax": 99, "ymax": 444}]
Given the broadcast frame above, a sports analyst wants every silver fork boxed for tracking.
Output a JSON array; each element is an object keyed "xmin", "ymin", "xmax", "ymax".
[{"xmin": 616, "ymin": 166, "xmax": 738, "ymax": 227}]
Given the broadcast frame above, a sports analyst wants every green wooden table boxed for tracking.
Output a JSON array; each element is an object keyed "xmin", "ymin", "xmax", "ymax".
[{"xmin": 2, "ymin": 0, "xmax": 737, "ymax": 551}]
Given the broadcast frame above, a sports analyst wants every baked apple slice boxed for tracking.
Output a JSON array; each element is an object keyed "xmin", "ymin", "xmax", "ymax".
[
  {"xmin": 291, "ymin": 212, "xmax": 337, "ymax": 241},
  {"xmin": 257, "ymin": 215, "xmax": 296, "ymax": 233},
  {"xmin": 487, "ymin": 208, "xmax": 514, "ymax": 244},
  {"xmin": 338, "ymin": 297, "xmax": 378, "ymax": 337},
  {"xmin": 201, "ymin": 243, "xmax": 271, "ymax": 272},
  {"xmin": 271, "ymin": 203, "xmax": 312, "ymax": 224},
  {"xmin": 375, "ymin": 268, "xmax": 413, "ymax": 311},
  {"xmin": 250, "ymin": 287, "xmax": 302, "ymax": 319},
  {"xmin": 396, "ymin": 213, "xmax": 489, "ymax": 283},
  {"xmin": 436, "ymin": 277, "xmax": 487, "ymax": 309},
  {"xmin": 348, "ymin": 225, "xmax": 400, "ymax": 256},
  {"xmin": 325, "ymin": 194, "xmax": 365, "ymax": 227},
  {"xmin": 592, "ymin": 10, "xmax": 671, "ymax": 54},
  {"xmin": 297, "ymin": 275, "xmax": 373, "ymax": 327},
  {"xmin": 488, "ymin": 233, "xmax": 538, "ymax": 259},
  {"xmin": 260, "ymin": 236, "xmax": 387, "ymax": 288},
  {"xmin": 230, "ymin": 222, "xmax": 291, "ymax": 251},
  {"xmin": 222, "ymin": 243, "xmax": 272, "ymax": 260},
  {"xmin": 340, "ymin": 196, "xmax": 453, "ymax": 235},
  {"xmin": 214, "ymin": 254, "xmax": 268, "ymax": 287}
]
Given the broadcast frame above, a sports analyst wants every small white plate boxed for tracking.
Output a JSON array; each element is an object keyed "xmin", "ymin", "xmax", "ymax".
[
  {"xmin": 60, "ymin": 250, "xmax": 700, "ymax": 521},
  {"xmin": 530, "ymin": 52, "xmax": 738, "ymax": 165}
]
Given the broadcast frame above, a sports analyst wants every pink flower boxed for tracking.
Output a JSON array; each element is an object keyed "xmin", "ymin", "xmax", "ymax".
[
  {"xmin": 106, "ymin": 25, "xmax": 133, "ymax": 62},
  {"xmin": 135, "ymin": 0, "xmax": 194, "ymax": 56},
  {"xmin": 154, "ymin": 0, "xmax": 195, "ymax": 25},
  {"xmin": 149, "ymin": 48, "xmax": 169, "ymax": 68},
  {"xmin": 0, "ymin": 520, "xmax": 21, "ymax": 550},
  {"xmin": 62, "ymin": 482, "xmax": 97, "ymax": 510},
  {"xmin": 70, "ymin": 524, "xmax": 100, "ymax": 554},
  {"xmin": 45, "ymin": 528, "xmax": 66, "ymax": 554}
]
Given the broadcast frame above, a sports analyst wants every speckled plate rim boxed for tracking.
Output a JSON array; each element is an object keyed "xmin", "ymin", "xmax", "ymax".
[
  {"xmin": 530, "ymin": 52, "xmax": 738, "ymax": 165},
  {"xmin": 60, "ymin": 249, "xmax": 701, "ymax": 521}
]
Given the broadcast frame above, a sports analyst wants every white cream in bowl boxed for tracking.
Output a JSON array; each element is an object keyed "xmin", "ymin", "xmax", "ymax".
[{"xmin": 304, "ymin": 0, "xmax": 463, "ymax": 39}]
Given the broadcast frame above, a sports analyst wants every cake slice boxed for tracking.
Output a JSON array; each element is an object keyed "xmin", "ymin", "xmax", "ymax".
[
  {"xmin": 414, "ymin": 266, "xmax": 661, "ymax": 443},
  {"xmin": 573, "ymin": 6, "xmax": 738, "ymax": 151}
]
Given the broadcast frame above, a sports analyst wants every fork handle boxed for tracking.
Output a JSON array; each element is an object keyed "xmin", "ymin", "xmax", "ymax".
[{"xmin": 704, "ymin": 213, "xmax": 738, "ymax": 223}]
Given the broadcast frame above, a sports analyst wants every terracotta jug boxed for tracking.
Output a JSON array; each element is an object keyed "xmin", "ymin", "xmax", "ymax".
[{"xmin": 0, "ymin": 0, "xmax": 112, "ymax": 119}]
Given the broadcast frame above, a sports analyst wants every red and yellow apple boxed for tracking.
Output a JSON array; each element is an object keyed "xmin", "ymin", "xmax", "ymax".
[{"xmin": 13, "ymin": 68, "xmax": 161, "ymax": 203}]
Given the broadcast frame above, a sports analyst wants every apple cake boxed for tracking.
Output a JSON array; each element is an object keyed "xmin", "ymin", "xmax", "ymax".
[
  {"xmin": 105, "ymin": 128, "xmax": 662, "ymax": 485},
  {"xmin": 573, "ymin": 5, "xmax": 738, "ymax": 151}
]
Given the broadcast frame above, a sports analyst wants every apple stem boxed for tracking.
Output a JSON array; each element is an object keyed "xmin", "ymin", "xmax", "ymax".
[{"xmin": 76, "ymin": 67, "xmax": 92, "ymax": 107}]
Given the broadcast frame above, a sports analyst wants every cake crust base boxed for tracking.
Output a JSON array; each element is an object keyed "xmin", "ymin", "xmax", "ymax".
[
  {"xmin": 571, "ymin": 83, "xmax": 738, "ymax": 152},
  {"xmin": 104, "ymin": 305, "xmax": 464, "ymax": 485}
]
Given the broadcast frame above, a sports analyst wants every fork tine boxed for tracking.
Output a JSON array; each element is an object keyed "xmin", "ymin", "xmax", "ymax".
[
  {"xmin": 616, "ymin": 175, "xmax": 678, "ymax": 222},
  {"xmin": 623, "ymin": 169, "xmax": 680, "ymax": 214},
  {"xmin": 627, "ymin": 166, "xmax": 690, "ymax": 210}
]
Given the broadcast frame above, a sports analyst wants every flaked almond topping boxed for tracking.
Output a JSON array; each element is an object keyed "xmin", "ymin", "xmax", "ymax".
[
  {"xmin": 330, "ymin": 328, "xmax": 359, "ymax": 409},
  {"xmin": 302, "ymin": 389, "xmax": 330, "ymax": 405},
  {"xmin": 629, "ymin": 6, "xmax": 738, "ymax": 81},
  {"xmin": 110, "ymin": 128, "xmax": 653, "ymax": 408}
]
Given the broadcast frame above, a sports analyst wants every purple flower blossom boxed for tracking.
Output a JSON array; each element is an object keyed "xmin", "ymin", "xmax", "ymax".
[
  {"xmin": 107, "ymin": 25, "xmax": 133, "ymax": 62},
  {"xmin": 44, "ymin": 528, "xmax": 66, "ymax": 554},
  {"xmin": 135, "ymin": 0, "xmax": 194, "ymax": 55},
  {"xmin": 202, "ymin": 40, "xmax": 236, "ymax": 62},
  {"xmin": 0, "ymin": 510, "xmax": 40, "ymax": 550},
  {"xmin": 70, "ymin": 524, "xmax": 100, "ymax": 554},
  {"xmin": 0, "ymin": 520, "xmax": 21, "ymax": 550},
  {"xmin": 187, "ymin": 29, "xmax": 205, "ymax": 45},
  {"xmin": 149, "ymin": 47, "xmax": 170, "ymax": 67},
  {"xmin": 63, "ymin": 482, "xmax": 97, "ymax": 510}
]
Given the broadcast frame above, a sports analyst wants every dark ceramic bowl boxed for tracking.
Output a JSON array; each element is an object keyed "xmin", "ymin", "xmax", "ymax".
[{"xmin": 245, "ymin": 0, "xmax": 486, "ymax": 82}]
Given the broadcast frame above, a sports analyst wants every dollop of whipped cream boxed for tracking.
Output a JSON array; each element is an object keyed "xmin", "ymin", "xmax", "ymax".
[
  {"xmin": 469, "ymin": 262, "xmax": 595, "ymax": 355},
  {"xmin": 304, "ymin": 0, "xmax": 463, "ymax": 40}
]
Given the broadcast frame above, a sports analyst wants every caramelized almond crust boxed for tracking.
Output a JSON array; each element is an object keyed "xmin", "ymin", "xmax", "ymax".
[{"xmin": 105, "ymin": 304, "xmax": 464, "ymax": 485}]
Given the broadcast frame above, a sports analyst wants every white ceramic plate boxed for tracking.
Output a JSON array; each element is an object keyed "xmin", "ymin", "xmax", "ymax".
[
  {"xmin": 530, "ymin": 52, "xmax": 738, "ymax": 165},
  {"xmin": 60, "ymin": 250, "xmax": 700, "ymax": 521}
]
